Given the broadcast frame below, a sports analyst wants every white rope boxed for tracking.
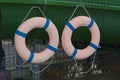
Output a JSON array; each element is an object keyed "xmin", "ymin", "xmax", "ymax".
[
  {"xmin": 15, "ymin": 55, "xmax": 27, "ymax": 67},
  {"xmin": 21, "ymin": 6, "xmax": 46, "ymax": 24},
  {"xmin": 80, "ymin": 51, "xmax": 97, "ymax": 74},
  {"xmin": 82, "ymin": 5, "xmax": 91, "ymax": 18},
  {"xmin": 43, "ymin": 0, "xmax": 47, "ymax": 13},
  {"xmin": 68, "ymin": 5, "xmax": 82, "ymax": 21},
  {"xmin": 29, "ymin": 56, "xmax": 54, "ymax": 73},
  {"xmin": 69, "ymin": 51, "xmax": 97, "ymax": 77},
  {"xmin": 68, "ymin": 4, "xmax": 91, "ymax": 21},
  {"xmin": 74, "ymin": 45, "xmax": 101, "ymax": 75}
]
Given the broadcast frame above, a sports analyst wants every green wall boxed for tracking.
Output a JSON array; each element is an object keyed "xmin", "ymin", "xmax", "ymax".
[{"xmin": 0, "ymin": 0, "xmax": 120, "ymax": 45}]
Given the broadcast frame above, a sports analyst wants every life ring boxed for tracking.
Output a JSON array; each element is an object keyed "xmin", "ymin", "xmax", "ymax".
[
  {"xmin": 14, "ymin": 17, "xmax": 59, "ymax": 63},
  {"xmin": 62, "ymin": 16, "xmax": 100, "ymax": 59}
]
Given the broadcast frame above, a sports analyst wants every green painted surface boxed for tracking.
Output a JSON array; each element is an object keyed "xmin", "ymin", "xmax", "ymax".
[
  {"xmin": 0, "ymin": 0, "xmax": 120, "ymax": 45},
  {"xmin": 0, "ymin": 0, "xmax": 120, "ymax": 11}
]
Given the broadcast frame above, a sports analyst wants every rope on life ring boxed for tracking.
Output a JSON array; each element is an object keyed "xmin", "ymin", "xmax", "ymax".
[
  {"xmin": 62, "ymin": 16, "xmax": 100, "ymax": 59},
  {"xmin": 14, "ymin": 17, "xmax": 59, "ymax": 63}
]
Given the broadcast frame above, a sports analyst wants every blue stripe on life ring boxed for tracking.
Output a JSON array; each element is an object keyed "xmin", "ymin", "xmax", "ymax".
[
  {"xmin": 27, "ymin": 52, "xmax": 34, "ymax": 64},
  {"xmin": 89, "ymin": 43, "xmax": 98, "ymax": 50},
  {"xmin": 47, "ymin": 45, "xmax": 57, "ymax": 53},
  {"xmin": 71, "ymin": 48, "xmax": 78, "ymax": 59},
  {"xmin": 43, "ymin": 18, "xmax": 50, "ymax": 30},
  {"xmin": 15, "ymin": 30, "xmax": 27, "ymax": 38},
  {"xmin": 66, "ymin": 22, "xmax": 75, "ymax": 32},
  {"xmin": 87, "ymin": 18, "xmax": 94, "ymax": 29}
]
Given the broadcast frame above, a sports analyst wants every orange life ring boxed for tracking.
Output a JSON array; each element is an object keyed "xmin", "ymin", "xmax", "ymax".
[
  {"xmin": 62, "ymin": 16, "xmax": 100, "ymax": 59},
  {"xmin": 14, "ymin": 17, "xmax": 59, "ymax": 63}
]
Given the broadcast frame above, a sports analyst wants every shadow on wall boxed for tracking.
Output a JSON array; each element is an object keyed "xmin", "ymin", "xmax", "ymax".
[
  {"xmin": 0, "ymin": 8, "xmax": 5, "ymax": 68},
  {"xmin": 0, "ymin": 9, "xmax": 11, "ymax": 80}
]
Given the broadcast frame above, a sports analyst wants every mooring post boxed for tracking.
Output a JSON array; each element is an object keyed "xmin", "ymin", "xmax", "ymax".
[
  {"xmin": 32, "ymin": 64, "xmax": 40, "ymax": 80},
  {"xmin": 16, "ymin": 55, "xmax": 24, "ymax": 80},
  {"xmin": 32, "ymin": 40, "xmax": 40, "ymax": 80}
]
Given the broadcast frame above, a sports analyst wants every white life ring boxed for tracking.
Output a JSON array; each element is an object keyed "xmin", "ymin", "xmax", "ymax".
[
  {"xmin": 62, "ymin": 16, "xmax": 100, "ymax": 59},
  {"xmin": 14, "ymin": 17, "xmax": 59, "ymax": 63}
]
